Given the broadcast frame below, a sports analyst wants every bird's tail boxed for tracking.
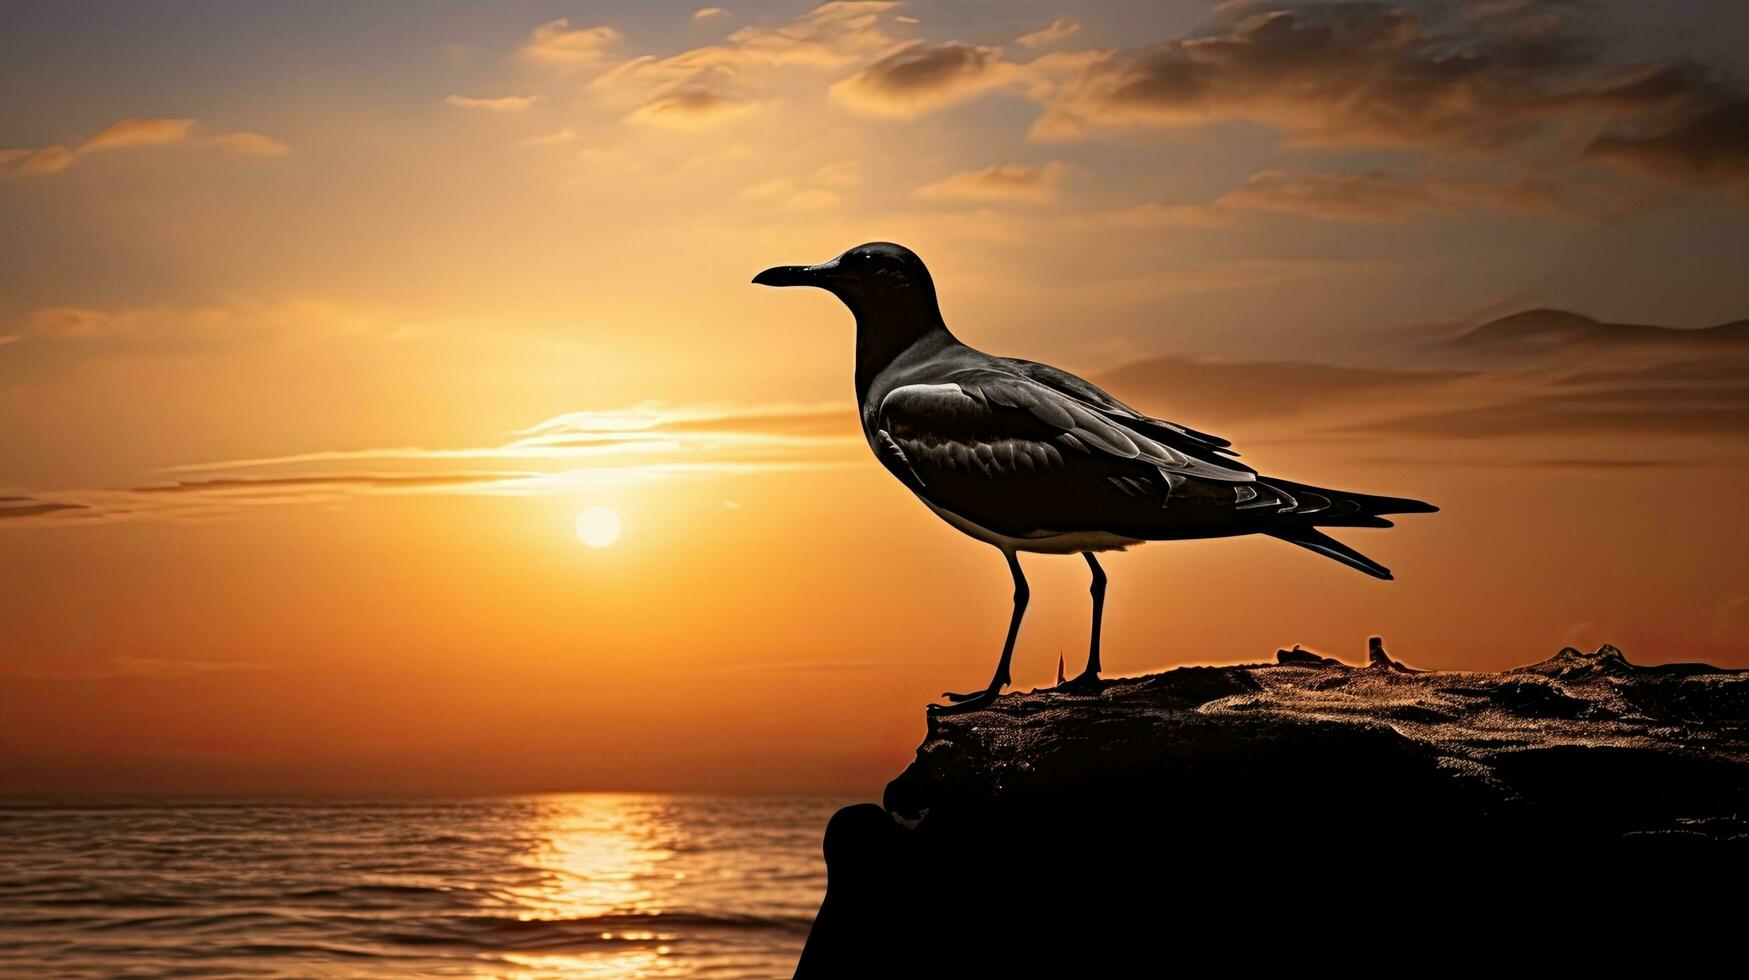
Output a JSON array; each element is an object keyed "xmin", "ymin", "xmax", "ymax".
[
  {"xmin": 1261, "ymin": 478, "xmax": 1438, "ymax": 580},
  {"xmin": 1267, "ymin": 526, "xmax": 1394, "ymax": 579}
]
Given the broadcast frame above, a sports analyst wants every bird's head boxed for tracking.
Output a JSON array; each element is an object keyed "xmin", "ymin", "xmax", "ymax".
[{"xmin": 753, "ymin": 242, "xmax": 938, "ymax": 320}]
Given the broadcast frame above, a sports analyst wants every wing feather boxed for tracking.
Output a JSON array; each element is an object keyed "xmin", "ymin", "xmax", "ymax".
[
  {"xmin": 923, "ymin": 370, "xmax": 1253, "ymax": 483},
  {"xmin": 1003, "ymin": 357, "xmax": 1241, "ymax": 464}
]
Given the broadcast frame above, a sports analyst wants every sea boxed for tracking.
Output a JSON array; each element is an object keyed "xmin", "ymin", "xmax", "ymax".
[{"xmin": 0, "ymin": 795, "xmax": 852, "ymax": 979}]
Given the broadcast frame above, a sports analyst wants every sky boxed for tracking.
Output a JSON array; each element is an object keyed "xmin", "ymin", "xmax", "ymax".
[{"xmin": 3, "ymin": 0, "xmax": 1748, "ymax": 796}]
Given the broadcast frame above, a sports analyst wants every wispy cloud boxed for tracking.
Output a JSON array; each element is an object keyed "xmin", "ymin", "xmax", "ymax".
[
  {"xmin": 1586, "ymin": 100, "xmax": 1749, "ymax": 199},
  {"xmin": 2, "ymin": 116, "xmax": 289, "ymax": 179},
  {"xmin": 1016, "ymin": 16, "xmax": 1081, "ymax": 50},
  {"xmin": 739, "ymin": 160, "xmax": 860, "ymax": 210},
  {"xmin": 520, "ymin": 19, "xmax": 624, "ymax": 69},
  {"xmin": 0, "ymin": 497, "xmax": 90, "ymax": 520},
  {"xmin": 201, "ymin": 131, "xmax": 291, "ymax": 157},
  {"xmin": 626, "ymin": 90, "xmax": 759, "ymax": 128},
  {"xmin": 2, "ymin": 402, "xmax": 861, "ymax": 528},
  {"xmin": 4, "ymin": 301, "xmax": 387, "ymax": 354},
  {"xmin": 1208, "ymin": 169, "xmax": 1644, "ymax": 224},
  {"xmin": 444, "ymin": 94, "xmax": 538, "ymax": 113},
  {"xmin": 914, "ymin": 161, "xmax": 1067, "ymax": 204},
  {"xmin": 8, "ymin": 314, "xmax": 1748, "ymax": 530},
  {"xmin": 1023, "ymin": 0, "xmax": 1749, "ymax": 202},
  {"xmin": 582, "ymin": 2, "xmax": 907, "ymax": 128},
  {"xmin": 78, "ymin": 117, "xmax": 196, "ymax": 152},
  {"xmin": 830, "ymin": 41, "xmax": 1028, "ymax": 118},
  {"xmin": 1098, "ymin": 311, "xmax": 1749, "ymax": 463},
  {"xmin": 0, "ymin": 146, "xmax": 76, "ymax": 177},
  {"xmin": 2, "ymin": 656, "xmax": 281, "ymax": 681}
]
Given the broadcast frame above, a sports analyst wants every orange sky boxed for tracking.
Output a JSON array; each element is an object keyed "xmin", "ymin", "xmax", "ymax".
[{"xmin": 3, "ymin": 1, "xmax": 1748, "ymax": 796}]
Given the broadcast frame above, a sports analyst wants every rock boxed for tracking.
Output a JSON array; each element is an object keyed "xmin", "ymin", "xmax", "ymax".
[
  {"xmin": 1367, "ymin": 633, "xmax": 1422, "ymax": 671},
  {"xmin": 1276, "ymin": 643, "xmax": 1342, "ymax": 666},
  {"xmin": 797, "ymin": 644, "xmax": 1749, "ymax": 976}
]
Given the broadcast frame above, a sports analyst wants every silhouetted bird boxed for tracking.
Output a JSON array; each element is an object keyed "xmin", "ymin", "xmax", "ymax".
[{"xmin": 755, "ymin": 243, "xmax": 1436, "ymax": 714}]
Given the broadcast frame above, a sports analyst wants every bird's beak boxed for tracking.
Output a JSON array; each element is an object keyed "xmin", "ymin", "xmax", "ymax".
[{"xmin": 752, "ymin": 259, "xmax": 842, "ymax": 288}]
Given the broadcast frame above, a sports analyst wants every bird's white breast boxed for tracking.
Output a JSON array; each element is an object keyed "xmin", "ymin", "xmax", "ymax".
[{"xmin": 920, "ymin": 499, "xmax": 1143, "ymax": 555}]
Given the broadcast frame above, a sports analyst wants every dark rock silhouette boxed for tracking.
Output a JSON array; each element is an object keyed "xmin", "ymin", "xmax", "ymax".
[{"xmin": 797, "ymin": 642, "xmax": 1748, "ymax": 976}]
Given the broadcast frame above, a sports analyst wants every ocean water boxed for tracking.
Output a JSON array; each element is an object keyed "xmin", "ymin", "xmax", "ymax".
[{"xmin": 0, "ymin": 795, "xmax": 850, "ymax": 978}]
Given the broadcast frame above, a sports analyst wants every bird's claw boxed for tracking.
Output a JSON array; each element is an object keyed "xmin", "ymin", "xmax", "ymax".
[
  {"xmin": 929, "ymin": 689, "xmax": 1001, "ymax": 715},
  {"xmin": 1056, "ymin": 670, "xmax": 1105, "ymax": 694},
  {"xmin": 941, "ymin": 674, "xmax": 1009, "ymax": 703}
]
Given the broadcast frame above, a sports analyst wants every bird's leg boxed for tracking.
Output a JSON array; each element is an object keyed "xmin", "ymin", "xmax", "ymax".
[
  {"xmin": 1060, "ymin": 553, "xmax": 1107, "ymax": 693},
  {"xmin": 932, "ymin": 552, "xmax": 1028, "ymax": 714}
]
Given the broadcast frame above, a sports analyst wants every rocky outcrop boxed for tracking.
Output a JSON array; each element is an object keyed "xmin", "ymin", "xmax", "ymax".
[{"xmin": 797, "ymin": 643, "xmax": 1748, "ymax": 976}]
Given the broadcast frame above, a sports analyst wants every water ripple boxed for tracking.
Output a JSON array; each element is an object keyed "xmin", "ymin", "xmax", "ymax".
[{"xmin": 0, "ymin": 795, "xmax": 844, "ymax": 978}]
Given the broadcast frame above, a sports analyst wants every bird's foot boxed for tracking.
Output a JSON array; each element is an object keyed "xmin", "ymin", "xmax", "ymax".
[
  {"xmin": 1056, "ymin": 669, "xmax": 1105, "ymax": 694},
  {"xmin": 929, "ymin": 687, "xmax": 1002, "ymax": 715},
  {"xmin": 941, "ymin": 673, "xmax": 1009, "ymax": 703}
]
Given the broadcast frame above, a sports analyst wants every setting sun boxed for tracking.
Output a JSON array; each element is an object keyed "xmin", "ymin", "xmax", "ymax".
[{"xmin": 574, "ymin": 506, "xmax": 622, "ymax": 549}]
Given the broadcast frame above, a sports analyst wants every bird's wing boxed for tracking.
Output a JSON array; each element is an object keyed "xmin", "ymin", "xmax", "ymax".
[
  {"xmin": 873, "ymin": 372, "xmax": 1266, "ymax": 538},
  {"xmin": 1001, "ymin": 357, "xmax": 1245, "ymax": 468}
]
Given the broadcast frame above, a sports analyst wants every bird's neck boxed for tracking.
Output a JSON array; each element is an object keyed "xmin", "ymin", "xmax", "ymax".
[{"xmin": 852, "ymin": 303, "xmax": 952, "ymax": 403}]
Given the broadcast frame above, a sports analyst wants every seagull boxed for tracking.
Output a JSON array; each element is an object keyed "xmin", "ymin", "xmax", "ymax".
[{"xmin": 754, "ymin": 242, "xmax": 1436, "ymax": 714}]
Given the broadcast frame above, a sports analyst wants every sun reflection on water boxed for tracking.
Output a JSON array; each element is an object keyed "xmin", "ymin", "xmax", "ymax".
[
  {"xmin": 510, "ymin": 794, "xmax": 681, "ymax": 922},
  {"xmin": 0, "ymin": 795, "xmax": 843, "ymax": 979}
]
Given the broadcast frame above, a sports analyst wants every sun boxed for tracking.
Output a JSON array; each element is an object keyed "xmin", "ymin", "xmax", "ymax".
[{"xmin": 574, "ymin": 506, "xmax": 622, "ymax": 549}]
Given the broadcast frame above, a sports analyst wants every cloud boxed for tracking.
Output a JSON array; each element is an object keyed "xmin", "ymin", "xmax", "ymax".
[
  {"xmin": 444, "ymin": 94, "xmax": 537, "ymax": 113},
  {"xmin": 1208, "ymin": 169, "xmax": 1643, "ymax": 223},
  {"xmin": 582, "ymin": 2, "xmax": 906, "ymax": 128},
  {"xmin": 1585, "ymin": 99, "xmax": 1749, "ymax": 198},
  {"xmin": 2, "ymin": 656, "xmax": 280, "ymax": 681},
  {"xmin": 1095, "ymin": 200, "xmax": 1238, "ymax": 229},
  {"xmin": 626, "ymin": 90, "xmax": 758, "ymax": 128},
  {"xmin": 1022, "ymin": 1, "xmax": 1749, "ymax": 199},
  {"xmin": 13, "ymin": 310, "xmax": 1749, "ymax": 531},
  {"xmin": 914, "ymin": 161, "xmax": 1068, "ymax": 204},
  {"xmin": 693, "ymin": 7, "xmax": 731, "ymax": 21},
  {"xmin": 518, "ymin": 128, "xmax": 577, "ymax": 148},
  {"xmin": 0, "ymin": 146, "xmax": 76, "ymax": 177},
  {"xmin": 1099, "ymin": 356, "xmax": 1472, "ymax": 426},
  {"xmin": 521, "ymin": 18, "xmax": 624, "ymax": 69},
  {"xmin": 783, "ymin": 187, "xmax": 840, "ymax": 210},
  {"xmin": 1017, "ymin": 16, "xmax": 1082, "ymax": 49},
  {"xmin": 188, "ymin": 401, "xmax": 858, "ymax": 472},
  {"xmin": 6, "ymin": 301, "xmax": 383, "ymax": 352},
  {"xmin": 1089, "ymin": 166, "xmax": 1647, "ymax": 228},
  {"xmin": 810, "ymin": 159, "xmax": 862, "ymax": 189},
  {"xmin": 1351, "ymin": 379, "xmax": 1749, "ymax": 442},
  {"xmin": 831, "ymin": 41, "xmax": 1028, "ymax": 118},
  {"xmin": 132, "ymin": 473, "xmax": 536, "ymax": 495},
  {"xmin": 1083, "ymin": 305, "xmax": 1749, "ymax": 466},
  {"xmin": 2, "ymin": 117, "xmax": 288, "ymax": 179},
  {"xmin": 78, "ymin": 117, "xmax": 195, "ymax": 152},
  {"xmin": 0, "ymin": 402, "xmax": 863, "ymax": 529},
  {"xmin": 720, "ymin": 1, "xmax": 903, "ymax": 69},
  {"xmin": 202, "ymin": 131, "xmax": 291, "ymax": 156},
  {"xmin": 0, "ymin": 497, "xmax": 89, "ymax": 520},
  {"xmin": 739, "ymin": 161, "xmax": 859, "ymax": 209},
  {"xmin": 1444, "ymin": 308, "xmax": 1749, "ymax": 366}
]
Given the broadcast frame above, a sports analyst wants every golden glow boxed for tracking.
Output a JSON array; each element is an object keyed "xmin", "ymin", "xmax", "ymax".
[
  {"xmin": 2, "ymin": 2, "xmax": 1747, "ymax": 799},
  {"xmin": 575, "ymin": 506, "xmax": 622, "ymax": 548}
]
